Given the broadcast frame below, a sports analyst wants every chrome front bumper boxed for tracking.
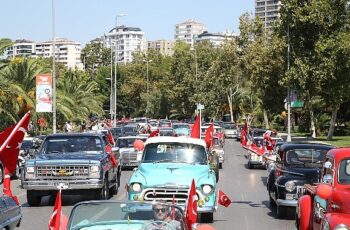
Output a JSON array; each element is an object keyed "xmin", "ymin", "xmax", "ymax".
[{"xmin": 22, "ymin": 179, "xmax": 103, "ymax": 190}]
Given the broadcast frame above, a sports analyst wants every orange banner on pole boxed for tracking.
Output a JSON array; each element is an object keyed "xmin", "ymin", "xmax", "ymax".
[{"xmin": 36, "ymin": 74, "xmax": 52, "ymax": 112}]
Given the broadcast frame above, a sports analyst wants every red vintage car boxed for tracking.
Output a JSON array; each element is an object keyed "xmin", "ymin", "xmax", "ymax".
[{"xmin": 296, "ymin": 148, "xmax": 350, "ymax": 230}]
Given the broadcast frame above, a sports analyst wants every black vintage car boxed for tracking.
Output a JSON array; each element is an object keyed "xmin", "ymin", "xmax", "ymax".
[
  {"xmin": 0, "ymin": 196, "xmax": 22, "ymax": 229},
  {"xmin": 266, "ymin": 142, "xmax": 334, "ymax": 218}
]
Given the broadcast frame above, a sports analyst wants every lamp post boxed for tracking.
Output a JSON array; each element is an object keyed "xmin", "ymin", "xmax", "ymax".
[
  {"xmin": 143, "ymin": 59, "xmax": 152, "ymax": 114},
  {"xmin": 287, "ymin": 15, "xmax": 292, "ymax": 142},
  {"xmin": 52, "ymin": 0, "xmax": 57, "ymax": 134},
  {"xmin": 113, "ymin": 13, "xmax": 126, "ymax": 128}
]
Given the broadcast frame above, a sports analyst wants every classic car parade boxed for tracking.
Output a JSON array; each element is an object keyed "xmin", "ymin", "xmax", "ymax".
[
  {"xmin": 66, "ymin": 200, "xmax": 211, "ymax": 230},
  {"xmin": 127, "ymin": 136, "xmax": 217, "ymax": 222},
  {"xmin": 0, "ymin": 196, "xmax": 22, "ymax": 230},
  {"xmin": 267, "ymin": 143, "xmax": 335, "ymax": 218},
  {"xmin": 21, "ymin": 133, "xmax": 121, "ymax": 206},
  {"xmin": 296, "ymin": 148, "xmax": 350, "ymax": 230},
  {"xmin": 116, "ymin": 135, "xmax": 148, "ymax": 168}
]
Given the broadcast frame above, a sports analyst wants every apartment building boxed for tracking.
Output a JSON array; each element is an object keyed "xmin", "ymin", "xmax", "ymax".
[
  {"xmin": 5, "ymin": 39, "xmax": 35, "ymax": 58},
  {"xmin": 196, "ymin": 31, "xmax": 236, "ymax": 48},
  {"xmin": 35, "ymin": 38, "xmax": 83, "ymax": 69},
  {"xmin": 103, "ymin": 25, "xmax": 147, "ymax": 64},
  {"xmin": 255, "ymin": 0, "xmax": 282, "ymax": 29},
  {"xmin": 148, "ymin": 40, "xmax": 174, "ymax": 56},
  {"xmin": 175, "ymin": 19, "xmax": 207, "ymax": 45}
]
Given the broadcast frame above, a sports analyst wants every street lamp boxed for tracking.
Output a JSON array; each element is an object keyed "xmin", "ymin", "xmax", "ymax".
[
  {"xmin": 52, "ymin": 0, "xmax": 57, "ymax": 133},
  {"xmin": 113, "ymin": 13, "xmax": 126, "ymax": 127},
  {"xmin": 143, "ymin": 59, "xmax": 152, "ymax": 114}
]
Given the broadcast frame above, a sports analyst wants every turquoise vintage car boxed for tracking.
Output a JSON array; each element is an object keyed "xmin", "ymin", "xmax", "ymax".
[{"xmin": 127, "ymin": 137, "xmax": 217, "ymax": 223}]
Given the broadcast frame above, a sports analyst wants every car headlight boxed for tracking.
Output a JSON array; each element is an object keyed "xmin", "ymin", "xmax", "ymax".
[
  {"xmin": 202, "ymin": 184, "xmax": 213, "ymax": 195},
  {"xmin": 89, "ymin": 165, "xmax": 100, "ymax": 178},
  {"xmin": 131, "ymin": 183, "xmax": 142, "ymax": 192},
  {"xmin": 285, "ymin": 181, "xmax": 296, "ymax": 192},
  {"xmin": 335, "ymin": 224, "xmax": 350, "ymax": 230},
  {"xmin": 322, "ymin": 220, "xmax": 330, "ymax": 230},
  {"xmin": 25, "ymin": 166, "xmax": 35, "ymax": 179}
]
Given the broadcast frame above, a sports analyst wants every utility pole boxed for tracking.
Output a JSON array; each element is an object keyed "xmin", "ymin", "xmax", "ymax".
[{"xmin": 52, "ymin": 0, "xmax": 56, "ymax": 134}]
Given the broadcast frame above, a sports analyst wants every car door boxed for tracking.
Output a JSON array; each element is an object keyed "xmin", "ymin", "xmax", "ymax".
[{"xmin": 0, "ymin": 198, "xmax": 8, "ymax": 227}]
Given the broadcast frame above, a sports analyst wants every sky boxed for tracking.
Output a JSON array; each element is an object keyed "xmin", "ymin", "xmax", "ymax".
[{"xmin": 0, "ymin": 0, "xmax": 255, "ymax": 45}]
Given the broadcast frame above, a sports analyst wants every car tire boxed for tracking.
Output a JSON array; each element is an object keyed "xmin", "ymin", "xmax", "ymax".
[
  {"xmin": 96, "ymin": 178, "xmax": 109, "ymax": 200},
  {"xmin": 27, "ymin": 190, "xmax": 42, "ymax": 206},
  {"xmin": 247, "ymin": 161, "xmax": 253, "ymax": 169},
  {"xmin": 268, "ymin": 188, "xmax": 276, "ymax": 207},
  {"xmin": 219, "ymin": 163, "xmax": 223, "ymax": 169},
  {"xmin": 277, "ymin": 205, "xmax": 287, "ymax": 219},
  {"xmin": 200, "ymin": 212, "xmax": 214, "ymax": 223},
  {"xmin": 0, "ymin": 164, "xmax": 3, "ymax": 184},
  {"xmin": 215, "ymin": 169, "xmax": 219, "ymax": 183},
  {"xmin": 110, "ymin": 171, "xmax": 120, "ymax": 195}
]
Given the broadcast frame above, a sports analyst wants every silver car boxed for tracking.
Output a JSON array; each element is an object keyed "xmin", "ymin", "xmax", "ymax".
[{"xmin": 223, "ymin": 123, "xmax": 238, "ymax": 139}]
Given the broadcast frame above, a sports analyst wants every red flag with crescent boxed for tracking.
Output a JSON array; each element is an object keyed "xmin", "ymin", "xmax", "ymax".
[
  {"xmin": 204, "ymin": 123, "xmax": 214, "ymax": 148},
  {"xmin": 149, "ymin": 129, "xmax": 159, "ymax": 138},
  {"xmin": 107, "ymin": 131, "xmax": 115, "ymax": 146},
  {"xmin": 0, "ymin": 111, "xmax": 31, "ymax": 174},
  {"xmin": 186, "ymin": 179, "xmax": 197, "ymax": 229},
  {"xmin": 190, "ymin": 115, "xmax": 200, "ymax": 139},
  {"xmin": 218, "ymin": 190, "xmax": 231, "ymax": 207},
  {"xmin": 48, "ymin": 190, "xmax": 67, "ymax": 230}
]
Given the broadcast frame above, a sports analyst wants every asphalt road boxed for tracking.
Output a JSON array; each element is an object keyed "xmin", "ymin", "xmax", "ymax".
[{"xmin": 1, "ymin": 139, "xmax": 295, "ymax": 230}]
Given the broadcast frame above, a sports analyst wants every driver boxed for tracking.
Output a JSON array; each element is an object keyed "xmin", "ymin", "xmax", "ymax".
[{"xmin": 142, "ymin": 203, "xmax": 181, "ymax": 230}]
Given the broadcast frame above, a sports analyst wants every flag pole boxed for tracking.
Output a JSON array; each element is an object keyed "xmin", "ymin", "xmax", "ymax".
[{"xmin": 0, "ymin": 111, "xmax": 30, "ymax": 153}]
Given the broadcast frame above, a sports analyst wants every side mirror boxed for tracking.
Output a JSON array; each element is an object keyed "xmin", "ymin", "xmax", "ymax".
[{"xmin": 317, "ymin": 183, "xmax": 332, "ymax": 200}]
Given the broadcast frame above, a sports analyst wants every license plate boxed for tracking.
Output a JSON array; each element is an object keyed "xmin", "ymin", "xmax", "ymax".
[
  {"xmin": 285, "ymin": 193, "xmax": 294, "ymax": 200},
  {"xmin": 55, "ymin": 182, "xmax": 69, "ymax": 189}
]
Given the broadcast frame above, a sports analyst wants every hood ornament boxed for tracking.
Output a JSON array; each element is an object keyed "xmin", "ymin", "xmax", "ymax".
[{"xmin": 167, "ymin": 167, "xmax": 179, "ymax": 173}]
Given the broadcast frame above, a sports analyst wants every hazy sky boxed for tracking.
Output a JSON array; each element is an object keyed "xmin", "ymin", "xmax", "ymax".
[{"xmin": 0, "ymin": 0, "xmax": 255, "ymax": 45}]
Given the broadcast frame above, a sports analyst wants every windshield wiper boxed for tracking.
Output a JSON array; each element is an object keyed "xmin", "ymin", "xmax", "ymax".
[{"xmin": 152, "ymin": 159, "xmax": 174, "ymax": 164}]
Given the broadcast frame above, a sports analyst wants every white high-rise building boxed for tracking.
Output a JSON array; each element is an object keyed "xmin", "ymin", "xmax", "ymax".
[
  {"xmin": 103, "ymin": 26, "xmax": 147, "ymax": 64},
  {"xmin": 196, "ymin": 31, "xmax": 236, "ymax": 48},
  {"xmin": 35, "ymin": 38, "xmax": 83, "ymax": 69},
  {"xmin": 4, "ymin": 39, "xmax": 35, "ymax": 58},
  {"xmin": 175, "ymin": 19, "xmax": 207, "ymax": 45},
  {"xmin": 255, "ymin": 0, "xmax": 282, "ymax": 30}
]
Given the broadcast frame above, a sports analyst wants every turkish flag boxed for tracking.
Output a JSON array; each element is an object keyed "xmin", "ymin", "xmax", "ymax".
[
  {"xmin": 149, "ymin": 129, "xmax": 159, "ymax": 138},
  {"xmin": 105, "ymin": 145, "xmax": 118, "ymax": 167},
  {"xmin": 218, "ymin": 190, "xmax": 231, "ymax": 207},
  {"xmin": 186, "ymin": 179, "xmax": 197, "ymax": 229},
  {"xmin": 48, "ymin": 190, "xmax": 68, "ymax": 230},
  {"xmin": 107, "ymin": 131, "xmax": 115, "ymax": 146},
  {"xmin": 204, "ymin": 123, "xmax": 214, "ymax": 148},
  {"xmin": 240, "ymin": 122, "xmax": 248, "ymax": 146},
  {"xmin": 0, "ymin": 111, "xmax": 31, "ymax": 174},
  {"xmin": 190, "ymin": 115, "xmax": 200, "ymax": 139}
]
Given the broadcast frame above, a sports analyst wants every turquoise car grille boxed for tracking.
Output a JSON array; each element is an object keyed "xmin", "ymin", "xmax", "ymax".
[{"xmin": 143, "ymin": 188, "xmax": 196, "ymax": 204}]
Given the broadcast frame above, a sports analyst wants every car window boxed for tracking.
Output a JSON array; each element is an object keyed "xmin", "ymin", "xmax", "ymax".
[
  {"xmin": 286, "ymin": 149, "xmax": 328, "ymax": 167},
  {"xmin": 338, "ymin": 158, "xmax": 350, "ymax": 184},
  {"xmin": 117, "ymin": 138, "xmax": 139, "ymax": 148},
  {"xmin": 142, "ymin": 143, "xmax": 206, "ymax": 164}
]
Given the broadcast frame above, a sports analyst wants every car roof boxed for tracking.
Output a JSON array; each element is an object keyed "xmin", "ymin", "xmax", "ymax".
[
  {"xmin": 279, "ymin": 142, "xmax": 335, "ymax": 151},
  {"xmin": 118, "ymin": 135, "xmax": 147, "ymax": 139},
  {"xmin": 47, "ymin": 133, "xmax": 101, "ymax": 138},
  {"xmin": 145, "ymin": 136, "xmax": 206, "ymax": 148}
]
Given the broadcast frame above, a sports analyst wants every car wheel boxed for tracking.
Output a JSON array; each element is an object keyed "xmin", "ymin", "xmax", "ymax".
[
  {"xmin": 96, "ymin": 178, "xmax": 109, "ymax": 200},
  {"xmin": 268, "ymin": 188, "xmax": 276, "ymax": 207},
  {"xmin": 200, "ymin": 212, "xmax": 214, "ymax": 223},
  {"xmin": 0, "ymin": 164, "xmax": 3, "ymax": 184},
  {"xmin": 277, "ymin": 205, "xmax": 287, "ymax": 219},
  {"xmin": 215, "ymin": 168, "xmax": 219, "ymax": 183},
  {"xmin": 247, "ymin": 161, "xmax": 253, "ymax": 169},
  {"xmin": 219, "ymin": 162, "xmax": 223, "ymax": 169},
  {"xmin": 27, "ymin": 190, "xmax": 42, "ymax": 206}
]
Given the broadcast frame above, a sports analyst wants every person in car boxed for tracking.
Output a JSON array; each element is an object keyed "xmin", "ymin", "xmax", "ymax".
[{"xmin": 142, "ymin": 203, "xmax": 181, "ymax": 230}]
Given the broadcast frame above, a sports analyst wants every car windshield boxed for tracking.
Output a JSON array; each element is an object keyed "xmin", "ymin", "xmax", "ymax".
[
  {"xmin": 68, "ymin": 201, "xmax": 186, "ymax": 230},
  {"xmin": 110, "ymin": 127, "xmax": 123, "ymax": 135},
  {"xmin": 21, "ymin": 140, "xmax": 33, "ymax": 150},
  {"xmin": 142, "ymin": 142, "xmax": 207, "ymax": 164},
  {"xmin": 124, "ymin": 126, "xmax": 136, "ymax": 133},
  {"xmin": 42, "ymin": 136, "xmax": 103, "ymax": 154},
  {"xmin": 117, "ymin": 138, "xmax": 144, "ymax": 148},
  {"xmin": 224, "ymin": 124, "xmax": 235, "ymax": 129},
  {"xmin": 338, "ymin": 158, "xmax": 350, "ymax": 184},
  {"xmin": 173, "ymin": 124, "xmax": 189, "ymax": 129},
  {"xmin": 285, "ymin": 149, "xmax": 328, "ymax": 167}
]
